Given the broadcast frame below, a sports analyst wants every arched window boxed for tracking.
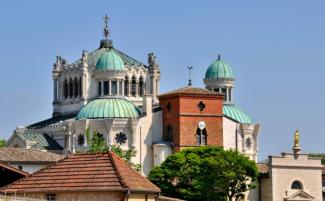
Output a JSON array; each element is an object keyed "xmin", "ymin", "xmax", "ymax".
[
  {"xmin": 124, "ymin": 77, "xmax": 129, "ymax": 96},
  {"xmin": 131, "ymin": 76, "xmax": 137, "ymax": 97},
  {"xmin": 98, "ymin": 81, "xmax": 102, "ymax": 95},
  {"xmin": 64, "ymin": 79, "xmax": 68, "ymax": 99},
  {"xmin": 196, "ymin": 128, "xmax": 207, "ymax": 145},
  {"xmin": 77, "ymin": 134, "xmax": 85, "ymax": 146},
  {"xmin": 74, "ymin": 78, "xmax": 78, "ymax": 98},
  {"xmin": 163, "ymin": 125, "xmax": 173, "ymax": 142},
  {"xmin": 291, "ymin": 180, "xmax": 303, "ymax": 189},
  {"xmin": 139, "ymin": 76, "xmax": 144, "ymax": 96},
  {"xmin": 79, "ymin": 77, "xmax": 82, "ymax": 97},
  {"xmin": 69, "ymin": 78, "xmax": 73, "ymax": 98}
]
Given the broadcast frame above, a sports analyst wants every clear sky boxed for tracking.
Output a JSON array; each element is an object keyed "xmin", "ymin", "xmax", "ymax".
[{"xmin": 0, "ymin": 0, "xmax": 325, "ymax": 160}]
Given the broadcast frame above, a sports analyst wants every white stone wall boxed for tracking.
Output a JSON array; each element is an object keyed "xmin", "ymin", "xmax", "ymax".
[
  {"xmin": 260, "ymin": 153, "xmax": 323, "ymax": 201},
  {"xmin": 10, "ymin": 163, "xmax": 47, "ymax": 174}
]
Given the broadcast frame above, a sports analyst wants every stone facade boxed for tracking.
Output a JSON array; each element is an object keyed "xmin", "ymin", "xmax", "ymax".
[{"xmin": 259, "ymin": 149, "xmax": 322, "ymax": 201}]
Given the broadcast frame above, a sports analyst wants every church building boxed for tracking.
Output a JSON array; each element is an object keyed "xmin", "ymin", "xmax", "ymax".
[{"xmin": 6, "ymin": 16, "xmax": 260, "ymax": 176}]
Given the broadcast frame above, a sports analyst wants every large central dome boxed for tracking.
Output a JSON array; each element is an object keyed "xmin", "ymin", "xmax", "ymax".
[{"xmin": 76, "ymin": 97, "xmax": 141, "ymax": 120}]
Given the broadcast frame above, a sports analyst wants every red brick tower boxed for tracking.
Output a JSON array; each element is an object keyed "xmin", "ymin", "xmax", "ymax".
[{"xmin": 158, "ymin": 86, "xmax": 224, "ymax": 151}]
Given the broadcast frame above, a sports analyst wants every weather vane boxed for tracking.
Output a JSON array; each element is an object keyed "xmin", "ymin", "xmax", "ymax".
[
  {"xmin": 103, "ymin": 14, "xmax": 110, "ymax": 40},
  {"xmin": 187, "ymin": 66, "xmax": 193, "ymax": 86}
]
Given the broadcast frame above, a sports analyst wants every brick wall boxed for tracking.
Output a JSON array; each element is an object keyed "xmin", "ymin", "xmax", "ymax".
[{"xmin": 159, "ymin": 92, "xmax": 223, "ymax": 151}]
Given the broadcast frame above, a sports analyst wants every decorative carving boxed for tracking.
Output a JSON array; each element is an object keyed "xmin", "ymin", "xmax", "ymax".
[
  {"xmin": 148, "ymin": 53, "xmax": 159, "ymax": 67},
  {"xmin": 197, "ymin": 101, "xmax": 206, "ymax": 111},
  {"xmin": 115, "ymin": 132, "xmax": 127, "ymax": 145},
  {"xmin": 54, "ymin": 56, "xmax": 68, "ymax": 70},
  {"xmin": 82, "ymin": 50, "xmax": 88, "ymax": 64}
]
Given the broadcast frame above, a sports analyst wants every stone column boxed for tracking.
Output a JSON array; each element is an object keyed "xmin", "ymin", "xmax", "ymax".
[
  {"xmin": 156, "ymin": 79, "xmax": 160, "ymax": 95},
  {"xmin": 128, "ymin": 81, "xmax": 131, "ymax": 97},
  {"xmin": 135, "ymin": 79, "xmax": 139, "ymax": 97},
  {"xmin": 152, "ymin": 77, "xmax": 156, "ymax": 97},
  {"xmin": 226, "ymin": 88, "xmax": 229, "ymax": 102},
  {"xmin": 122, "ymin": 80, "xmax": 125, "ymax": 96},
  {"xmin": 53, "ymin": 80, "xmax": 58, "ymax": 101},
  {"xmin": 117, "ymin": 80, "xmax": 120, "ymax": 95},
  {"xmin": 109, "ymin": 80, "xmax": 112, "ymax": 95}
]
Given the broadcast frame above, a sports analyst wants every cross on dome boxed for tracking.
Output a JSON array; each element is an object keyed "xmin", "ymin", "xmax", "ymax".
[{"xmin": 103, "ymin": 14, "xmax": 110, "ymax": 40}]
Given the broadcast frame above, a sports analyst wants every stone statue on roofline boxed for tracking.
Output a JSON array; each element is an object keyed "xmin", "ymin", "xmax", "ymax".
[
  {"xmin": 82, "ymin": 50, "xmax": 88, "ymax": 64},
  {"xmin": 148, "ymin": 52, "xmax": 159, "ymax": 68}
]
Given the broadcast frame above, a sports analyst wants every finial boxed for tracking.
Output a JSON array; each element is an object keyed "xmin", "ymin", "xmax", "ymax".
[
  {"xmin": 187, "ymin": 66, "xmax": 193, "ymax": 86},
  {"xmin": 217, "ymin": 54, "xmax": 221, "ymax": 60},
  {"xmin": 103, "ymin": 14, "xmax": 110, "ymax": 40}
]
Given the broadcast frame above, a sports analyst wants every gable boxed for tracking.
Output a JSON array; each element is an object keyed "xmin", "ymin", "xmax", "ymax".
[{"xmin": 285, "ymin": 190, "xmax": 314, "ymax": 201}]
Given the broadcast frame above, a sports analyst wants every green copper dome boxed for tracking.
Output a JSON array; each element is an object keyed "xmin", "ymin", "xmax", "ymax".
[
  {"xmin": 223, "ymin": 104, "xmax": 252, "ymax": 124},
  {"xmin": 205, "ymin": 55, "xmax": 234, "ymax": 79},
  {"xmin": 96, "ymin": 49, "xmax": 125, "ymax": 71},
  {"xmin": 76, "ymin": 98, "xmax": 141, "ymax": 120}
]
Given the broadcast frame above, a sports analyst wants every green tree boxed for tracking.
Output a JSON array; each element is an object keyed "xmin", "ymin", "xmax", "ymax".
[
  {"xmin": 0, "ymin": 139, "xmax": 6, "ymax": 147},
  {"xmin": 88, "ymin": 132, "xmax": 141, "ymax": 171},
  {"xmin": 309, "ymin": 153, "xmax": 325, "ymax": 164},
  {"xmin": 148, "ymin": 147, "xmax": 258, "ymax": 201}
]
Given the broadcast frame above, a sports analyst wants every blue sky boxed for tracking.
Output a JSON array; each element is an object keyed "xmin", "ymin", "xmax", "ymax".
[{"xmin": 0, "ymin": 0, "xmax": 325, "ymax": 160}]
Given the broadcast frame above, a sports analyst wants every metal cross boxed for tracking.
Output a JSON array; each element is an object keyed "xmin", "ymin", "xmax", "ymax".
[
  {"xmin": 187, "ymin": 66, "xmax": 193, "ymax": 86},
  {"xmin": 103, "ymin": 14, "xmax": 110, "ymax": 40}
]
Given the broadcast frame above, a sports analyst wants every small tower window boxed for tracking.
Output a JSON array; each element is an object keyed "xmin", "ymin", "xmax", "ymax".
[
  {"xmin": 291, "ymin": 181, "xmax": 303, "ymax": 189},
  {"xmin": 104, "ymin": 81, "xmax": 109, "ymax": 95},
  {"xmin": 196, "ymin": 128, "xmax": 207, "ymax": 145},
  {"xmin": 69, "ymin": 78, "xmax": 73, "ymax": 98},
  {"xmin": 163, "ymin": 125, "xmax": 173, "ymax": 142},
  {"xmin": 124, "ymin": 77, "xmax": 129, "ymax": 96},
  {"xmin": 74, "ymin": 78, "xmax": 78, "ymax": 98},
  {"xmin": 131, "ymin": 76, "xmax": 137, "ymax": 96},
  {"xmin": 98, "ymin": 81, "xmax": 102, "ymax": 95},
  {"xmin": 139, "ymin": 76, "xmax": 144, "ymax": 96},
  {"xmin": 64, "ymin": 79, "xmax": 68, "ymax": 99},
  {"xmin": 221, "ymin": 88, "xmax": 227, "ymax": 101},
  {"xmin": 111, "ymin": 81, "xmax": 117, "ymax": 95}
]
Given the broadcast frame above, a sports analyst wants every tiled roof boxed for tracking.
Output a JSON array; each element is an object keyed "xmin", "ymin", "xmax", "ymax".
[
  {"xmin": 27, "ymin": 114, "xmax": 75, "ymax": 129},
  {"xmin": 16, "ymin": 133, "xmax": 63, "ymax": 151},
  {"xmin": 0, "ymin": 163, "xmax": 29, "ymax": 177},
  {"xmin": 0, "ymin": 148, "xmax": 64, "ymax": 164},
  {"xmin": 1, "ymin": 152, "xmax": 160, "ymax": 193},
  {"xmin": 257, "ymin": 163, "xmax": 269, "ymax": 174},
  {"xmin": 159, "ymin": 86, "xmax": 220, "ymax": 97}
]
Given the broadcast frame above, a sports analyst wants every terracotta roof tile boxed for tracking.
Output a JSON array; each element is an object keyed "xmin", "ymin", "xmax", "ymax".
[
  {"xmin": 0, "ymin": 148, "xmax": 64, "ymax": 164},
  {"xmin": 158, "ymin": 86, "xmax": 221, "ymax": 98},
  {"xmin": 1, "ymin": 152, "xmax": 160, "ymax": 194},
  {"xmin": 257, "ymin": 163, "xmax": 269, "ymax": 174}
]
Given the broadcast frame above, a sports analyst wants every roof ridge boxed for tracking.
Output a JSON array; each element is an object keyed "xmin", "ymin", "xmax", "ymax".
[
  {"xmin": 109, "ymin": 151, "xmax": 160, "ymax": 192},
  {"xmin": 107, "ymin": 152, "xmax": 129, "ymax": 189}
]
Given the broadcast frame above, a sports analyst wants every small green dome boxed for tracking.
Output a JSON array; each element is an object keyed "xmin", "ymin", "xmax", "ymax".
[
  {"xmin": 76, "ymin": 98, "xmax": 141, "ymax": 120},
  {"xmin": 96, "ymin": 49, "xmax": 125, "ymax": 70},
  {"xmin": 205, "ymin": 55, "xmax": 234, "ymax": 79},
  {"xmin": 223, "ymin": 104, "xmax": 252, "ymax": 124}
]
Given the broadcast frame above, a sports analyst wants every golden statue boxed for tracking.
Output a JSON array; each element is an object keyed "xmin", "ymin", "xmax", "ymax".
[{"xmin": 294, "ymin": 129, "xmax": 299, "ymax": 146}]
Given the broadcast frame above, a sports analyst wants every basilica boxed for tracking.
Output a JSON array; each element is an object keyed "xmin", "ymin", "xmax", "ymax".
[{"xmin": 6, "ymin": 16, "xmax": 259, "ymax": 176}]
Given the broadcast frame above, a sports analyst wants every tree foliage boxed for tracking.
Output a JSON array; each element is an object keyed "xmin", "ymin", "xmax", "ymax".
[
  {"xmin": 148, "ymin": 147, "xmax": 258, "ymax": 201},
  {"xmin": 309, "ymin": 153, "xmax": 325, "ymax": 164},
  {"xmin": 0, "ymin": 139, "xmax": 6, "ymax": 147},
  {"xmin": 88, "ymin": 132, "xmax": 141, "ymax": 171}
]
